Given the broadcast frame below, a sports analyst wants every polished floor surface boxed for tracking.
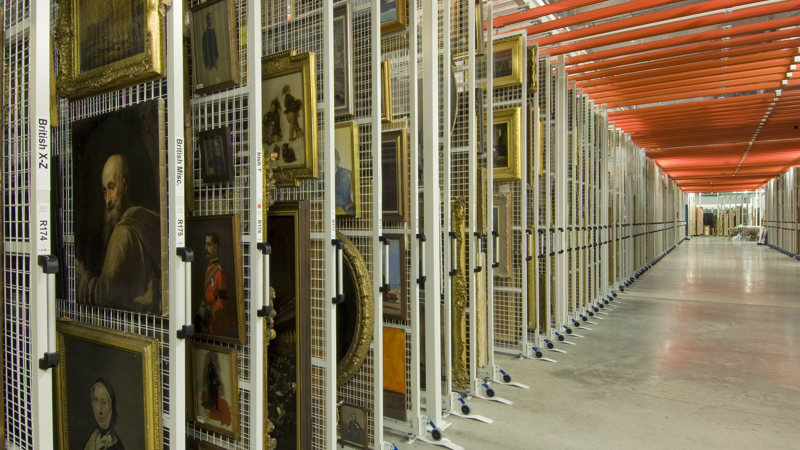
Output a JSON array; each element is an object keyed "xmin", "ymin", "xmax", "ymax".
[{"xmin": 396, "ymin": 237, "xmax": 800, "ymax": 449}]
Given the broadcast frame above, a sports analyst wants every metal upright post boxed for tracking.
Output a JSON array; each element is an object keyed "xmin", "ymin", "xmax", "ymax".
[
  {"xmin": 467, "ymin": 0, "xmax": 479, "ymax": 400},
  {"xmin": 370, "ymin": 0, "xmax": 384, "ymax": 445},
  {"xmin": 518, "ymin": 34, "xmax": 529, "ymax": 356},
  {"xmin": 322, "ymin": 2, "xmax": 338, "ymax": 447},
  {"xmin": 422, "ymin": 0, "xmax": 443, "ymax": 429},
  {"xmin": 481, "ymin": 2, "xmax": 495, "ymax": 386},
  {"xmin": 30, "ymin": 1, "xmax": 56, "ymax": 447},
  {"xmin": 247, "ymin": 0, "xmax": 265, "ymax": 447},
  {"xmin": 600, "ymin": 106, "xmax": 610, "ymax": 297},
  {"xmin": 442, "ymin": 0, "xmax": 453, "ymax": 413},
  {"xmin": 555, "ymin": 55, "xmax": 568, "ymax": 330}
]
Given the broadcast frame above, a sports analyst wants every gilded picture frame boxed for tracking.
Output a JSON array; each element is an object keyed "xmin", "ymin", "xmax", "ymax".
[
  {"xmin": 381, "ymin": 0, "xmax": 407, "ymax": 35},
  {"xmin": 72, "ymin": 99, "xmax": 168, "ymax": 316},
  {"xmin": 527, "ymin": 225, "xmax": 539, "ymax": 331},
  {"xmin": 381, "ymin": 60, "xmax": 393, "ymax": 123},
  {"xmin": 190, "ymin": 0, "xmax": 240, "ymax": 94},
  {"xmin": 491, "ymin": 106, "xmax": 522, "ymax": 182},
  {"xmin": 383, "ymin": 233, "xmax": 408, "ymax": 321},
  {"xmin": 55, "ymin": 319, "xmax": 161, "ymax": 450},
  {"xmin": 451, "ymin": 197, "xmax": 469, "ymax": 391},
  {"xmin": 262, "ymin": 50, "xmax": 318, "ymax": 186},
  {"xmin": 186, "ymin": 214, "xmax": 245, "ymax": 344},
  {"xmin": 492, "ymin": 34, "xmax": 524, "ymax": 89},
  {"xmin": 189, "ymin": 341, "xmax": 240, "ymax": 439},
  {"xmin": 55, "ymin": 0, "xmax": 166, "ymax": 99},
  {"xmin": 493, "ymin": 192, "xmax": 513, "ymax": 279},
  {"xmin": 335, "ymin": 121, "xmax": 361, "ymax": 217},
  {"xmin": 527, "ymin": 44, "xmax": 538, "ymax": 93},
  {"xmin": 528, "ymin": 103, "xmax": 540, "ymax": 186},
  {"xmin": 382, "ymin": 129, "xmax": 409, "ymax": 223},
  {"xmin": 266, "ymin": 201, "xmax": 312, "ymax": 450},
  {"xmin": 198, "ymin": 126, "xmax": 234, "ymax": 185},
  {"xmin": 337, "ymin": 232, "xmax": 374, "ymax": 386},
  {"xmin": 334, "ymin": 2, "xmax": 354, "ymax": 117},
  {"xmin": 339, "ymin": 403, "xmax": 368, "ymax": 449}
]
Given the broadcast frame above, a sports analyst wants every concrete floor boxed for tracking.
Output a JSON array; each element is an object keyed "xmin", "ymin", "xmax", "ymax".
[{"xmin": 395, "ymin": 237, "xmax": 800, "ymax": 450}]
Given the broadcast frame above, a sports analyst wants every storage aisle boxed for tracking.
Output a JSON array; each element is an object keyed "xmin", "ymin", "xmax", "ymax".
[{"xmin": 394, "ymin": 237, "xmax": 800, "ymax": 449}]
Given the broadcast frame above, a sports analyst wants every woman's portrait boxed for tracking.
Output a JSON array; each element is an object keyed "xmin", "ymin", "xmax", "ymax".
[{"xmin": 84, "ymin": 379, "xmax": 124, "ymax": 450}]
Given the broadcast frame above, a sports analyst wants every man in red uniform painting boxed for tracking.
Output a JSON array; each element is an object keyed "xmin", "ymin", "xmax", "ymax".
[{"xmin": 194, "ymin": 231, "xmax": 229, "ymax": 334}]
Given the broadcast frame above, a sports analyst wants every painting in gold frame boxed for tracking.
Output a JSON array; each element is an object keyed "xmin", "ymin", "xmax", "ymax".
[
  {"xmin": 56, "ymin": 0, "xmax": 166, "ymax": 98},
  {"xmin": 381, "ymin": 0, "xmax": 407, "ymax": 35},
  {"xmin": 55, "ymin": 319, "xmax": 161, "ymax": 450},
  {"xmin": 337, "ymin": 232, "xmax": 374, "ymax": 386},
  {"xmin": 262, "ymin": 50, "xmax": 318, "ymax": 187},
  {"xmin": 381, "ymin": 60, "xmax": 393, "ymax": 122},
  {"xmin": 527, "ymin": 44, "xmax": 538, "ymax": 93},
  {"xmin": 493, "ymin": 192, "xmax": 513, "ymax": 279},
  {"xmin": 382, "ymin": 233, "xmax": 408, "ymax": 321},
  {"xmin": 491, "ymin": 106, "xmax": 522, "ymax": 181},
  {"xmin": 335, "ymin": 121, "xmax": 361, "ymax": 217},
  {"xmin": 451, "ymin": 197, "xmax": 469, "ymax": 391},
  {"xmin": 382, "ymin": 129, "xmax": 408, "ymax": 222},
  {"xmin": 189, "ymin": 341, "xmax": 240, "ymax": 439},
  {"xmin": 266, "ymin": 201, "xmax": 312, "ymax": 450},
  {"xmin": 186, "ymin": 214, "xmax": 245, "ymax": 344},
  {"xmin": 190, "ymin": 0, "xmax": 240, "ymax": 94},
  {"xmin": 492, "ymin": 34, "xmax": 524, "ymax": 89},
  {"xmin": 334, "ymin": 2, "xmax": 354, "ymax": 117}
]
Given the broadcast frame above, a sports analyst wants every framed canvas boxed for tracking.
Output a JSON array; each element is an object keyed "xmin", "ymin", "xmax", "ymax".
[
  {"xmin": 72, "ymin": 99, "xmax": 167, "ymax": 315},
  {"xmin": 55, "ymin": 0, "xmax": 165, "ymax": 98},
  {"xmin": 453, "ymin": 0, "xmax": 485, "ymax": 58},
  {"xmin": 492, "ymin": 34, "xmax": 524, "ymax": 88},
  {"xmin": 527, "ymin": 103, "xmax": 540, "ymax": 185},
  {"xmin": 55, "ymin": 319, "xmax": 161, "ymax": 450},
  {"xmin": 186, "ymin": 214, "xmax": 245, "ymax": 344},
  {"xmin": 381, "ymin": 0, "xmax": 407, "ymax": 35},
  {"xmin": 189, "ymin": 342, "xmax": 239, "ymax": 439},
  {"xmin": 383, "ymin": 327, "xmax": 406, "ymax": 421},
  {"xmin": 491, "ymin": 106, "xmax": 522, "ymax": 182},
  {"xmin": 335, "ymin": 121, "xmax": 361, "ymax": 217},
  {"xmin": 190, "ymin": 0, "xmax": 240, "ymax": 93},
  {"xmin": 476, "ymin": 167, "xmax": 487, "ymax": 235},
  {"xmin": 334, "ymin": 2, "xmax": 354, "ymax": 117},
  {"xmin": 336, "ymin": 232, "xmax": 374, "ymax": 386},
  {"xmin": 493, "ymin": 193, "xmax": 513, "ymax": 279},
  {"xmin": 198, "ymin": 126, "xmax": 234, "ymax": 185},
  {"xmin": 262, "ymin": 50, "xmax": 318, "ymax": 186},
  {"xmin": 527, "ymin": 44, "xmax": 538, "ymax": 93},
  {"xmin": 339, "ymin": 403, "xmax": 367, "ymax": 449},
  {"xmin": 450, "ymin": 197, "xmax": 468, "ymax": 390},
  {"xmin": 381, "ymin": 60, "xmax": 393, "ymax": 122},
  {"xmin": 266, "ymin": 201, "xmax": 312, "ymax": 450},
  {"xmin": 383, "ymin": 233, "xmax": 408, "ymax": 321},
  {"xmin": 382, "ymin": 129, "xmax": 408, "ymax": 222}
]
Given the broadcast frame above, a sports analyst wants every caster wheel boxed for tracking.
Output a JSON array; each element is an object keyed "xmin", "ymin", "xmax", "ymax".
[
  {"xmin": 565, "ymin": 328, "xmax": 573, "ymax": 334},
  {"xmin": 461, "ymin": 404, "xmax": 471, "ymax": 415},
  {"xmin": 546, "ymin": 341, "xmax": 554, "ymax": 349},
  {"xmin": 588, "ymin": 311, "xmax": 594, "ymax": 317},
  {"xmin": 573, "ymin": 322, "xmax": 580, "ymax": 328},
  {"xmin": 486, "ymin": 388, "xmax": 495, "ymax": 398},
  {"xmin": 557, "ymin": 334, "xmax": 565, "ymax": 341},
  {"xmin": 431, "ymin": 428, "xmax": 443, "ymax": 441},
  {"xmin": 581, "ymin": 316, "xmax": 588, "ymax": 322},
  {"xmin": 598, "ymin": 303, "xmax": 605, "ymax": 308},
  {"xmin": 503, "ymin": 374, "xmax": 512, "ymax": 383},
  {"xmin": 592, "ymin": 306, "xmax": 599, "ymax": 312},
  {"xmin": 535, "ymin": 350, "xmax": 543, "ymax": 358}
]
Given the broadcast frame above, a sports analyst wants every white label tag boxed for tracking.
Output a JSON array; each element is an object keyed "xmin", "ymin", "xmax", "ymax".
[
  {"xmin": 176, "ymin": 205, "xmax": 185, "ymax": 247},
  {"xmin": 36, "ymin": 201, "xmax": 50, "ymax": 255},
  {"xmin": 175, "ymin": 137, "xmax": 184, "ymax": 191},
  {"xmin": 35, "ymin": 116, "xmax": 50, "ymax": 192}
]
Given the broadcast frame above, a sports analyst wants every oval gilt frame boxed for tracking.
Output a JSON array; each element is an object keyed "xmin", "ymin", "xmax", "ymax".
[{"xmin": 337, "ymin": 232, "xmax": 374, "ymax": 386}]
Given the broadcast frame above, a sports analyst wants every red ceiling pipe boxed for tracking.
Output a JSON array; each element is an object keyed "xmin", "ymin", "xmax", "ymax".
[
  {"xmin": 589, "ymin": 76, "xmax": 785, "ymax": 103},
  {"xmin": 565, "ymin": 18, "xmax": 800, "ymax": 69},
  {"xmin": 609, "ymin": 95, "xmax": 774, "ymax": 118},
  {"xmin": 602, "ymin": 82, "xmax": 782, "ymax": 108},
  {"xmin": 520, "ymin": 0, "xmax": 679, "ymax": 37},
  {"xmin": 582, "ymin": 69, "xmax": 786, "ymax": 96},
  {"xmin": 570, "ymin": 39, "xmax": 800, "ymax": 82},
  {"xmin": 492, "ymin": 0, "xmax": 608, "ymax": 29},
  {"xmin": 537, "ymin": 1, "xmax": 800, "ymax": 56}
]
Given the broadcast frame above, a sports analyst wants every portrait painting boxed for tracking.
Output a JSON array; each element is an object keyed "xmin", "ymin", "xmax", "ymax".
[
  {"xmin": 491, "ymin": 106, "xmax": 522, "ymax": 181},
  {"xmin": 262, "ymin": 50, "xmax": 318, "ymax": 186},
  {"xmin": 190, "ymin": 0, "xmax": 240, "ymax": 93},
  {"xmin": 382, "ymin": 129, "xmax": 408, "ymax": 222},
  {"xmin": 381, "ymin": 0, "xmax": 407, "ymax": 35},
  {"xmin": 383, "ymin": 234, "xmax": 407, "ymax": 321},
  {"xmin": 336, "ymin": 232, "xmax": 374, "ymax": 386},
  {"xmin": 55, "ymin": 319, "xmax": 161, "ymax": 450},
  {"xmin": 72, "ymin": 99, "xmax": 167, "ymax": 316},
  {"xmin": 199, "ymin": 126, "xmax": 234, "ymax": 184},
  {"xmin": 492, "ymin": 35, "xmax": 524, "ymax": 88},
  {"xmin": 333, "ymin": 2, "xmax": 353, "ymax": 117},
  {"xmin": 339, "ymin": 403, "xmax": 367, "ymax": 449},
  {"xmin": 335, "ymin": 122, "xmax": 361, "ymax": 217},
  {"xmin": 190, "ymin": 342, "xmax": 239, "ymax": 439},
  {"xmin": 266, "ymin": 201, "xmax": 312, "ymax": 450},
  {"xmin": 186, "ymin": 214, "xmax": 244, "ymax": 344},
  {"xmin": 56, "ymin": 0, "xmax": 165, "ymax": 98},
  {"xmin": 383, "ymin": 327, "xmax": 407, "ymax": 421}
]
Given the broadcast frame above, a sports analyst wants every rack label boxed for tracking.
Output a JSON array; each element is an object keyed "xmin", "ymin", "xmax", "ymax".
[{"xmin": 36, "ymin": 116, "xmax": 50, "ymax": 191}]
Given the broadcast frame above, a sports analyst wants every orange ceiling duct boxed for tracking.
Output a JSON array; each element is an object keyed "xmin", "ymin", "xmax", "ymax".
[{"xmin": 494, "ymin": 0, "xmax": 800, "ymax": 192}]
